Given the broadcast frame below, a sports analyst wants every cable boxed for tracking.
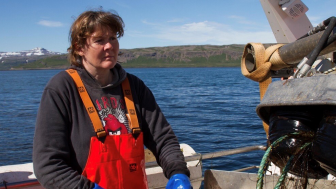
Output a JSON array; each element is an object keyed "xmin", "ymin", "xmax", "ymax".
[
  {"xmin": 306, "ymin": 17, "xmax": 336, "ymax": 66},
  {"xmin": 294, "ymin": 16, "xmax": 336, "ymax": 78}
]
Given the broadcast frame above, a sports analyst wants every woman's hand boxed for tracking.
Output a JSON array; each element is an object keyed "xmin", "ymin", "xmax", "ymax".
[{"xmin": 166, "ymin": 174, "xmax": 192, "ymax": 189}]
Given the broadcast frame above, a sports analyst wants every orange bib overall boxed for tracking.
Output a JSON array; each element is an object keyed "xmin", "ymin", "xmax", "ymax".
[{"xmin": 66, "ymin": 69, "xmax": 148, "ymax": 189}]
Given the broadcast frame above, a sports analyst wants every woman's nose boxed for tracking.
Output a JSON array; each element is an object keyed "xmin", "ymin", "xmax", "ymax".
[{"xmin": 104, "ymin": 41, "xmax": 113, "ymax": 50}]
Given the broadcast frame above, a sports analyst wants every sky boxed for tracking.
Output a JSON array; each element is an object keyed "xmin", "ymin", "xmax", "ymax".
[{"xmin": 0, "ymin": 0, "xmax": 334, "ymax": 53}]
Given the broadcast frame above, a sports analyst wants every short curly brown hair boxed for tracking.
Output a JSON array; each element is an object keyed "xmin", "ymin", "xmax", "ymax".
[{"xmin": 67, "ymin": 9, "xmax": 124, "ymax": 67}]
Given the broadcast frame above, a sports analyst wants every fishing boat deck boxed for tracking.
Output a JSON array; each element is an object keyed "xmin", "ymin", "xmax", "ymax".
[{"xmin": 204, "ymin": 170, "xmax": 336, "ymax": 189}]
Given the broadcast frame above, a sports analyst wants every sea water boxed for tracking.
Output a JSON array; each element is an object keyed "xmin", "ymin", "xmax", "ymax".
[{"xmin": 0, "ymin": 67, "xmax": 266, "ymax": 173}]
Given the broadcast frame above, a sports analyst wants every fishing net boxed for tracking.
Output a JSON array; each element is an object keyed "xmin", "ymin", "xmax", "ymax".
[{"xmin": 268, "ymin": 106, "xmax": 328, "ymax": 179}]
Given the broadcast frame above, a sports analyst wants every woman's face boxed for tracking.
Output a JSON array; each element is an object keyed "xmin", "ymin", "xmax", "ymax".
[{"xmin": 79, "ymin": 26, "xmax": 119, "ymax": 72}]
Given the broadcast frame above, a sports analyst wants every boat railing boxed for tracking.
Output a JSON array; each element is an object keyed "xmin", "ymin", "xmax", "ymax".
[
  {"xmin": 145, "ymin": 145, "xmax": 266, "ymax": 189},
  {"xmin": 1, "ymin": 145, "xmax": 266, "ymax": 189},
  {"xmin": 146, "ymin": 145, "xmax": 266, "ymax": 170}
]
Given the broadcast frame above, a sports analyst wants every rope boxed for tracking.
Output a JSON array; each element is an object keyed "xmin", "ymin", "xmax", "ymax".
[
  {"xmin": 241, "ymin": 43, "xmax": 288, "ymax": 137},
  {"xmin": 274, "ymin": 155, "xmax": 295, "ymax": 189},
  {"xmin": 256, "ymin": 132, "xmax": 314, "ymax": 189},
  {"xmin": 256, "ymin": 135, "xmax": 289, "ymax": 189},
  {"xmin": 273, "ymin": 142, "xmax": 311, "ymax": 189},
  {"xmin": 196, "ymin": 153, "xmax": 202, "ymax": 167},
  {"xmin": 241, "ymin": 43, "xmax": 287, "ymax": 83}
]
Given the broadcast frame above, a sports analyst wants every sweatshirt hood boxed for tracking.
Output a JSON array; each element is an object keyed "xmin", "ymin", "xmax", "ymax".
[{"xmin": 70, "ymin": 63, "xmax": 127, "ymax": 89}]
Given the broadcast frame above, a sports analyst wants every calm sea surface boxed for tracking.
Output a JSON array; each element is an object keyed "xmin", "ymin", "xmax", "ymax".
[{"xmin": 0, "ymin": 67, "xmax": 266, "ymax": 173}]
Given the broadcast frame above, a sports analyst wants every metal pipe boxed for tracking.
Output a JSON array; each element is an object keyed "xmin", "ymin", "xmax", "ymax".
[
  {"xmin": 234, "ymin": 166, "xmax": 260, "ymax": 172},
  {"xmin": 145, "ymin": 145, "xmax": 266, "ymax": 168},
  {"xmin": 244, "ymin": 30, "xmax": 336, "ymax": 72},
  {"xmin": 279, "ymin": 30, "xmax": 336, "ymax": 66},
  {"xmin": 197, "ymin": 145, "xmax": 266, "ymax": 161}
]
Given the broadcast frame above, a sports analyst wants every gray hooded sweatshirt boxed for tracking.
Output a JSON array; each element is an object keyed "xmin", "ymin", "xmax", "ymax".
[{"xmin": 33, "ymin": 64, "xmax": 189, "ymax": 189}]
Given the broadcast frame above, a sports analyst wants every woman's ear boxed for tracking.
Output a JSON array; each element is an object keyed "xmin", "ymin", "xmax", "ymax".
[
  {"xmin": 78, "ymin": 50, "xmax": 84, "ymax": 56},
  {"xmin": 75, "ymin": 44, "xmax": 84, "ymax": 56}
]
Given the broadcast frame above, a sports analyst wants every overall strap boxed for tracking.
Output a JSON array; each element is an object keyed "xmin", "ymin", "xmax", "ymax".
[
  {"xmin": 121, "ymin": 77, "xmax": 141, "ymax": 135},
  {"xmin": 66, "ymin": 69, "xmax": 106, "ymax": 138},
  {"xmin": 66, "ymin": 69, "xmax": 140, "ymax": 137}
]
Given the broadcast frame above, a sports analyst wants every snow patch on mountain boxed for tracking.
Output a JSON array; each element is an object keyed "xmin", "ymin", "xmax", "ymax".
[{"xmin": 0, "ymin": 47, "xmax": 61, "ymax": 58}]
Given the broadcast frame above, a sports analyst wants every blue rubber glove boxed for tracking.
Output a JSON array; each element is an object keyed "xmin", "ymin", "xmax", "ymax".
[
  {"xmin": 166, "ymin": 174, "xmax": 192, "ymax": 189},
  {"xmin": 93, "ymin": 183, "xmax": 104, "ymax": 189}
]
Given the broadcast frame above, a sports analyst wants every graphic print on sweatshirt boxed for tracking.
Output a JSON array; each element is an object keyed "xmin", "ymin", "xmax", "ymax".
[{"xmin": 95, "ymin": 96, "xmax": 131, "ymax": 135}]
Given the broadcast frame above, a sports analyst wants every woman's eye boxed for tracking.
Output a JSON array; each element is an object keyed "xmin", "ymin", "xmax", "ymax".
[{"xmin": 95, "ymin": 39, "xmax": 103, "ymax": 43}]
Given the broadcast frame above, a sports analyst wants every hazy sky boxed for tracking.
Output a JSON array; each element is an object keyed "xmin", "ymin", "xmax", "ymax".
[{"xmin": 0, "ymin": 0, "xmax": 333, "ymax": 53}]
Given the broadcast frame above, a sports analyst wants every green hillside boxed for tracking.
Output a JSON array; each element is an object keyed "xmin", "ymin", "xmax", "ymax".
[{"xmin": 7, "ymin": 45, "xmax": 244, "ymax": 70}]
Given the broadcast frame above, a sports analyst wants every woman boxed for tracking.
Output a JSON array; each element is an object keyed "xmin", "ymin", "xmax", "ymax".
[{"xmin": 33, "ymin": 9, "xmax": 191, "ymax": 189}]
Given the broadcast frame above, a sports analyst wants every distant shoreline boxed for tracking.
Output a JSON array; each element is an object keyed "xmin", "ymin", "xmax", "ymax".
[
  {"xmin": 7, "ymin": 64, "xmax": 241, "ymax": 71},
  {"xmin": 1, "ymin": 44, "xmax": 244, "ymax": 71}
]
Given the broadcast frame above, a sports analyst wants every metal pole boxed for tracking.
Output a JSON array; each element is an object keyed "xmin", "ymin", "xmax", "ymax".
[
  {"xmin": 243, "ymin": 30, "xmax": 336, "ymax": 73},
  {"xmin": 145, "ymin": 145, "xmax": 266, "ymax": 168},
  {"xmin": 278, "ymin": 31, "xmax": 336, "ymax": 65}
]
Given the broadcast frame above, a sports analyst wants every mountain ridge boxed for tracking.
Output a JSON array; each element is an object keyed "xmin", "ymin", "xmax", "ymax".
[{"xmin": 1, "ymin": 44, "xmax": 245, "ymax": 70}]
